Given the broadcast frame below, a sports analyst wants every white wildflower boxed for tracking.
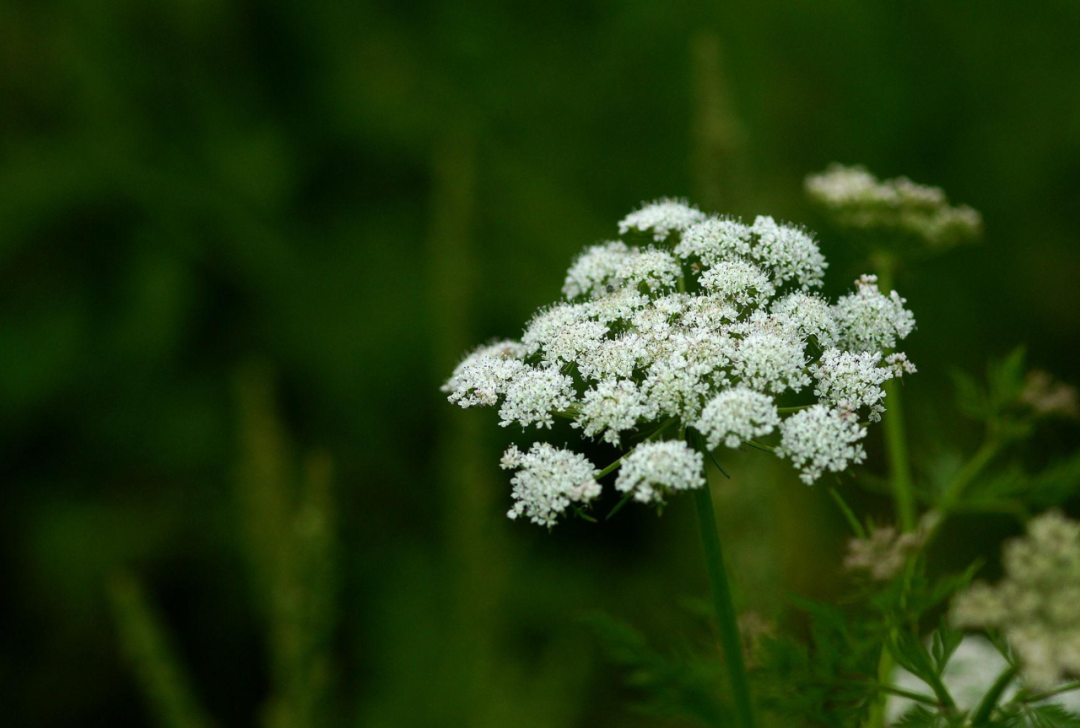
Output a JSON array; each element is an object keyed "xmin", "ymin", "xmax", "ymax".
[
  {"xmin": 680, "ymin": 295, "xmax": 740, "ymax": 334},
  {"xmin": 952, "ymin": 511, "xmax": 1080, "ymax": 690},
  {"xmin": 748, "ymin": 216, "xmax": 827, "ymax": 289},
  {"xmin": 885, "ymin": 352, "xmax": 918, "ymax": 377},
  {"xmin": 618, "ymin": 198, "xmax": 706, "ymax": 241},
  {"xmin": 522, "ymin": 303, "xmax": 588, "ymax": 356},
  {"xmin": 498, "ymin": 366, "xmax": 576, "ymax": 429},
  {"xmin": 444, "ymin": 196, "xmax": 917, "ymax": 525},
  {"xmin": 771, "ymin": 292, "xmax": 838, "ymax": 348},
  {"xmin": 732, "ymin": 330, "xmax": 809, "ymax": 394},
  {"xmin": 675, "ymin": 216, "xmax": 753, "ymax": 263},
  {"xmin": 694, "ymin": 386, "xmax": 780, "ymax": 450},
  {"xmin": 642, "ymin": 332, "xmax": 736, "ymax": 420},
  {"xmin": 442, "ymin": 340, "xmax": 527, "ymax": 408},
  {"xmin": 832, "ymin": 275, "xmax": 915, "ymax": 352},
  {"xmin": 614, "ymin": 440, "xmax": 705, "ymax": 504},
  {"xmin": 776, "ymin": 405, "xmax": 867, "ymax": 484},
  {"xmin": 814, "ymin": 348, "xmax": 893, "ymax": 421},
  {"xmin": 563, "ymin": 241, "xmax": 631, "ymax": 299},
  {"xmin": 577, "ymin": 379, "xmax": 656, "ymax": 445},
  {"xmin": 698, "ymin": 260, "xmax": 776, "ymax": 308},
  {"xmin": 615, "ymin": 246, "xmax": 682, "ymax": 294},
  {"xmin": 577, "ymin": 333, "xmax": 651, "ymax": 381},
  {"xmin": 501, "ymin": 443, "xmax": 601, "ymax": 527},
  {"xmin": 586, "ymin": 286, "xmax": 650, "ymax": 325}
]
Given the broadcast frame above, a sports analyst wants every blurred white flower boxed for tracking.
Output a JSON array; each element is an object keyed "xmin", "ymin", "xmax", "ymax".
[
  {"xmin": 806, "ymin": 164, "xmax": 982, "ymax": 250},
  {"xmin": 952, "ymin": 511, "xmax": 1080, "ymax": 691}
]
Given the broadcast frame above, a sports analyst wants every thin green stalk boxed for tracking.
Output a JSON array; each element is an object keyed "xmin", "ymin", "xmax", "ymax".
[
  {"xmin": 1018, "ymin": 679, "xmax": 1080, "ymax": 704},
  {"xmin": 874, "ymin": 255, "xmax": 916, "ymax": 533},
  {"xmin": 882, "ymin": 379, "xmax": 917, "ymax": 532},
  {"xmin": 876, "ymin": 684, "xmax": 939, "ymax": 706},
  {"xmin": 828, "ymin": 487, "xmax": 866, "ymax": 538},
  {"xmin": 863, "ymin": 254, "xmax": 914, "ymax": 728},
  {"xmin": 970, "ymin": 665, "xmax": 1018, "ymax": 725},
  {"xmin": 693, "ymin": 482, "xmax": 756, "ymax": 728},
  {"xmin": 922, "ymin": 438, "xmax": 1002, "ymax": 547}
]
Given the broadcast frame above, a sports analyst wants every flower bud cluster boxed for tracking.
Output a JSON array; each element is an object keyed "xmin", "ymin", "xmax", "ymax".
[{"xmin": 444, "ymin": 198, "xmax": 916, "ymax": 525}]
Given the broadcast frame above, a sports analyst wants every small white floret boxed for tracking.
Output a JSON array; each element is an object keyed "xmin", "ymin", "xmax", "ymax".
[
  {"xmin": 618, "ymin": 198, "xmax": 707, "ymax": 241},
  {"xmin": 698, "ymin": 260, "xmax": 776, "ymax": 308},
  {"xmin": 832, "ymin": 275, "xmax": 915, "ymax": 352},
  {"xmin": 676, "ymin": 217, "xmax": 753, "ymax": 263},
  {"xmin": 776, "ymin": 405, "xmax": 867, "ymax": 484},
  {"xmin": 498, "ymin": 366, "xmax": 576, "ymax": 429},
  {"xmin": 614, "ymin": 440, "xmax": 705, "ymax": 504},
  {"xmin": 442, "ymin": 340, "xmax": 527, "ymax": 408},
  {"xmin": 748, "ymin": 216, "xmax": 827, "ymax": 289},
  {"xmin": 563, "ymin": 241, "xmax": 632, "ymax": 299},
  {"xmin": 576, "ymin": 378, "xmax": 656, "ymax": 445},
  {"xmin": 502, "ymin": 443, "xmax": 601, "ymax": 527},
  {"xmin": 694, "ymin": 385, "xmax": 780, "ymax": 450},
  {"xmin": 732, "ymin": 330, "xmax": 810, "ymax": 394}
]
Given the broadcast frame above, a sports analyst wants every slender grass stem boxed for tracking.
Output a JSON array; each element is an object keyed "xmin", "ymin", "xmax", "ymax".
[{"xmin": 693, "ymin": 481, "xmax": 756, "ymax": 728}]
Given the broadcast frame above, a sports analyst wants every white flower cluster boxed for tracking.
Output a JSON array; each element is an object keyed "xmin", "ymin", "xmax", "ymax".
[
  {"xmin": 806, "ymin": 164, "xmax": 982, "ymax": 250},
  {"xmin": 615, "ymin": 441, "xmax": 705, "ymax": 504},
  {"xmin": 443, "ymin": 198, "xmax": 917, "ymax": 525},
  {"xmin": 501, "ymin": 443, "xmax": 602, "ymax": 527},
  {"xmin": 952, "ymin": 511, "xmax": 1080, "ymax": 690}
]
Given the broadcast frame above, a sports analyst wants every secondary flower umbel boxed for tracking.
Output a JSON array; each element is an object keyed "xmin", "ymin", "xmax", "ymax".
[{"xmin": 443, "ymin": 198, "xmax": 916, "ymax": 526}]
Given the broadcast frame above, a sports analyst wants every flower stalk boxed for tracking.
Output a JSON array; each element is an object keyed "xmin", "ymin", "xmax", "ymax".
[{"xmin": 693, "ymin": 463, "xmax": 756, "ymax": 728}]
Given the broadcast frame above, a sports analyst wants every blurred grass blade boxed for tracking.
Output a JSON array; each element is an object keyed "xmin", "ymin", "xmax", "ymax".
[
  {"xmin": 690, "ymin": 30, "xmax": 748, "ymax": 212},
  {"xmin": 108, "ymin": 573, "xmax": 217, "ymax": 728},
  {"xmin": 235, "ymin": 367, "xmax": 339, "ymax": 728}
]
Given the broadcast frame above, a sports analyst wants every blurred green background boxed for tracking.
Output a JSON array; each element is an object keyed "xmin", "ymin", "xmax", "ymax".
[{"xmin": 2, "ymin": 1, "xmax": 1080, "ymax": 726}]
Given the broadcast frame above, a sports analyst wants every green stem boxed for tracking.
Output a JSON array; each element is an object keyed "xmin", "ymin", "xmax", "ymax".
[
  {"xmin": 1020, "ymin": 679, "xmax": 1080, "ymax": 704},
  {"xmin": 874, "ymin": 255, "xmax": 916, "ymax": 534},
  {"xmin": 864, "ymin": 646, "xmax": 895, "ymax": 728},
  {"xmin": 922, "ymin": 438, "xmax": 1001, "ymax": 547},
  {"xmin": 883, "ymin": 379, "xmax": 917, "ymax": 532},
  {"xmin": 827, "ymin": 487, "xmax": 866, "ymax": 538},
  {"xmin": 876, "ymin": 683, "xmax": 939, "ymax": 707},
  {"xmin": 863, "ymin": 254, "xmax": 913, "ymax": 728},
  {"xmin": 970, "ymin": 665, "xmax": 1018, "ymax": 725},
  {"xmin": 693, "ymin": 483, "xmax": 756, "ymax": 728}
]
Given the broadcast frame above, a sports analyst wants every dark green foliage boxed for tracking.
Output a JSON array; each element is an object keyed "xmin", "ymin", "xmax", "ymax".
[
  {"xmin": 587, "ymin": 614, "xmax": 732, "ymax": 727},
  {"xmin": 756, "ymin": 597, "xmax": 883, "ymax": 727},
  {"xmin": 994, "ymin": 704, "xmax": 1080, "ymax": 728}
]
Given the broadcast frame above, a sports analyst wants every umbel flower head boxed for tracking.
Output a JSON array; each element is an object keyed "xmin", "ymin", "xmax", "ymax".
[
  {"xmin": 806, "ymin": 164, "xmax": 982, "ymax": 252},
  {"xmin": 952, "ymin": 511, "xmax": 1080, "ymax": 690},
  {"xmin": 443, "ymin": 198, "xmax": 917, "ymax": 526}
]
